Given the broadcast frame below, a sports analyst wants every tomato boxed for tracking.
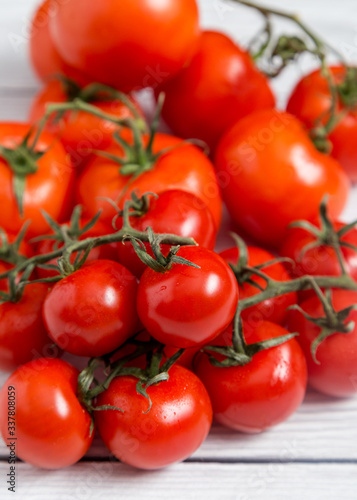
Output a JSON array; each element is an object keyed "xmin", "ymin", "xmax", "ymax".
[
  {"xmin": 117, "ymin": 190, "xmax": 217, "ymax": 278},
  {"xmin": 219, "ymin": 246, "xmax": 297, "ymax": 325},
  {"xmin": 95, "ymin": 364, "xmax": 212, "ymax": 470},
  {"xmin": 35, "ymin": 218, "xmax": 119, "ymax": 280},
  {"xmin": 29, "ymin": 0, "xmax": 89, "ymax": 85},
  {"xmin": 49, "ymin": 0, "xmax": 200, "ymax": 92},
  {"xmin": 156, "ymin": 30, "xmax": 275, "ymax": 153},
  {"xmin": 77, "ymin": 133, "xmax": 223, "ymax": 230},
  {"xmin": 215, "ymin": 109, "xmax": 350, "ymax": 249},
  {"xmin": 287, "ymin": 290, "xmax": 357, "ymax": 397},
  {"xmin": 0, "ymin": 358, "xmax": 93, "ymax": 469},
  {"xmin": 137, "ymin": 246, "xmax": 238, "ymax": 348},
  {"xmin": 0, "ymin": 123, "xmax": 75, "ymax": 237},
  {"xmin": 0, "ymin": 232, "xmax": 33, "ymax": 292},
  {"xmin": 42, "ymin": 260, "xmax": 138, "ymax": 357},
  {"xmin": 29, "ymin": 79, "xmax": 143, "ymax": 172},
  {"xmin": 194, "ymin": 322, "xmax": 307, "ymax": 433},
  {"xmin": 287, "ymin": 66, "xmax": 357, "ymax": 182},
  {"xmin": 0, "ymin": 283, "xmax": 53, "ymax": 372}
]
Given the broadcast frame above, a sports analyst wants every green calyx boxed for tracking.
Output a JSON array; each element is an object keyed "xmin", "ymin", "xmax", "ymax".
[{"xmin": 337, "ymin": 67, "xmax": 357, "ymax": 109}]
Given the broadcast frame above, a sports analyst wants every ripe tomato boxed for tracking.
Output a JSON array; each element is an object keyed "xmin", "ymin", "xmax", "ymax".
[
  {"xmin": 194, "ymin": 322, "xmax": 307, "ymax": 433},
  {"xmin": 287, "ymin": 290, "xmax": 357, "ymax": 397},
  {"xmin": 0, "ymin": 283, "xmax": 53, "ymax": 372},
  {"xmin": 42, "ymin": 260, "xmax": 138, "ymax": 357},
  {"xmin": 77, "ymin": 133, "xmax": 223, "ymax": 230},
  {"xmin": 0, "ymin": 358, "xmax": 93, "ymax": 469},
  {"xmin": 29, "ymin": 79, "xmax": 143, "ymax": 171},
  {"xmin": 287, "ymin": 66, "xmax": 357, "ymax": 182},
  {"xmin": 117, "ymin": 190, "xmax": 217, "ymax": 278},
  {"xmin": 157, "ymin": 30, "xmax": 275, "ymax": 153},
  {"xmin": 95, "ymin": 365, "xmax": 212, "ymax": 470},
  {"xmin": 137, "ymin": 246, "xmax": 238, "ymax": 348},
  {"xmin": 49, "ymin": 0, "xmax": 200, "ymax": 92},
  {"xmin": 0, "ymin": 123, "xmax": 75, "ymax": 237},
  {"xmin": 219, "ymin": 246, "xmax": 297, "ymax": 325},
  {"xmin": 29, "ymin": 0, "xmax": 89, "ymax": 85},
  {"xmin": 215, "ymin": 109, "xmax": 350, "ymax": 248}
]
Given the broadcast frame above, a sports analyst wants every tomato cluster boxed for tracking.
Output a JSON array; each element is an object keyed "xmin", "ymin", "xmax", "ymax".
[{"xmin": 0, "ymin": 0, "xmax": 357, "ymax": 474}]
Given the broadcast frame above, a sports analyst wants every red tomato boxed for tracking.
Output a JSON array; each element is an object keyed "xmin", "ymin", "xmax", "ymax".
[
  {"xmin": 29, "ymin": 79, "xmax": 143, "ymax": 171},
  {"xmin": 157, "ymin": 30, "xmax": 275, "ymax": 153},
  {"xmin": 194, "ymin": 322, "xmax": 307, "ymax": 433},
  {"xmin": 117, "ymin": 190, "xmax": 217, "ymax": 278},
  {"xmin": 219, "ymin": 246, "xmax": 297, "ymax": 325},
  {"xmin": 77, "ymin": 133, "xmax": 223, "ymax": 230},
  {"xmin": 137, "ymin": 246, "xmax": 238, "ymax": 348},
  {"xmin": 287, "ymin": 290, "xmax": 357, "ymax": 397},
  {"xmin": 42, "ymin": 260, "xmax": 138, "ymax": 357},
  {"xmin": 0, "ymin": 358, "xmax": 93, "ymax": 469},
  {"xmin": 29, "ymin": 0, "xmax": 89, "ymax": 85},
  {"xmin": 287, "ymin": 66, "xmax": 357, "ymax": 182},
  {"xmin": 215, "ymin": 109, "xmax": 350, "ymax": 248},
  {"xmin": 0, "ymin": 123, "xmax": 75, "ymax": 237},
  {"xmin": 49, "ymin": 0, "xmax": 200, "ymax": 92},
  {"xmin": 95, "ymin": 365, "xmax": 212, "ymax": 470},
  {"xmin": 0, "ymin": 284, "xmax": 53, "ymax": 372}
]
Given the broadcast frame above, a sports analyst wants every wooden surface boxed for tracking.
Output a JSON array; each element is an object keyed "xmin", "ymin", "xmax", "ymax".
[{"xmin": 1, "ymin": 1, "xmax": 357, "ymax": 499}]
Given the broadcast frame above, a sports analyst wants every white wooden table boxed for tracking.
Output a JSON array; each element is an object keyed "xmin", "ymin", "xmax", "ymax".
[{"xmin": 1, "ymin": 1, "xmax": 357, "ymax": 499}]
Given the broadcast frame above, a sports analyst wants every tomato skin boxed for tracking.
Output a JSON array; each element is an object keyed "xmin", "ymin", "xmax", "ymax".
[
  {"xmin": 157, "ymin": 30, "xmax": 275, "ymax": 153},
  {"xmin": 0, "ymin": 123, "xmax": 75, "ymax": 237},
  {"xmin": 287, "ymin": 290, "xmax": 357, "ymax": 397},
  {"xmin": 194, "ymin": 322, "xmax": 307, "ymax": 433},
  {"xmin": 95, "ymin": 365, "xmax": 212, "ymax": 470},
  {"xmin": 219, "ymin": 246, "xmax": 297, "ymax": 325},
  {"xmin": 76, "ymin": 133, "xmax": 222, "ymax": 230},
  {"xmin": 137, "ymin": 246, "xmax": 238, "ymax": 348},
  {"xmin": 42, "ymin": 260, "xmax": 138, "ymax": 357},
  {"xmin": 287, "ymin": 66, "xmax": 357, "ymax": 182},
  {"xmin": 0, "ymin": 358, "xmax": 93, "ymax": 469},
  {"xmin": 117, "ymin": 190, "xmax": 217, "ymax": 278},
  {"xmin": 49, "ymin": 0, "xmax": 200, "ymax": 92},
  {"xmin": 215, "ymin": 109, "xmax": 350, "ymax": 248}
]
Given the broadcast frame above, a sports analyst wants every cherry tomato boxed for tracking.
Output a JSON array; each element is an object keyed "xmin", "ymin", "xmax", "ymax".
[
  {"xmin": 157, "ymin": 30, "xmax": 275, "ymax": 153},
  {"xmin": 42, "ymin": 260, "xmax": 138, "ymax": 357},
  {"xmin": 137, "ymin": 246, "xmax": 238, "ymax": 348},
  {"xmin": 29, "ymin": 79, "xmax": 143, "ymax": 171},
  {"xmin": 287, "ymin": 290, "xmax": 357, "ymax": 397},
  {"xmin": 77, "ymin": 133, "xmax": 223, "ymax": 230},
  {"xmin": 0, "ymin": 123, "xmax": 75, "ymax": 237},
  {"xmin": 215, "ymin": 109, "xmax": 350, "ymax": 248},
  {"xmin": 49, "ymin": 0, "xmax": 200, "ymax": 92},
  {"xmin": 0, "ymin": 358, "xmax": 93, "ymax": 469},
  {"xmin": 0, "ymin": 283, "xmax": 53, "ymax": 372},
  {"xmin": 117, "ymin": 190, "xmax": 217, "ymax": 278},
  {"xmin": 194, "ymin": 322, "xmax": 307, "ymax": 433},
  {"xmin": 287, "ymin": 66, "xmax": 357, "ymax": 182},
  {"xmin": 219, "ymin": 246, "xmax": 297, "ymax": 325},
  {"xmin": 95, "ymin": 365, "xmax": 212, "ymax": 470}
]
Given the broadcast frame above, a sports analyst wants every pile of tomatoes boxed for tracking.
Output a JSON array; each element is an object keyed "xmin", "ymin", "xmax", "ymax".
[{"xmin": 0, "ymin": 0, "xmax": 357, "ymax": 472}]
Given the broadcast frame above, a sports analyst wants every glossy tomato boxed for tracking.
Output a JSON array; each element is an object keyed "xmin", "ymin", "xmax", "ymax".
[
  {"xmin": 194, "ymin": 322, "xmax": 307, "ymax": 433},
  {"xmin": 0, "ymin": 123, "xmax": 74, "ymax": 237},
  {"xmin": 215, "ymin": 109, "xmax": 350, "ymax": 248},
  {"xmin": 287, "ymin": 290, "xmax": 357, "ymax": 397},
  {"xmin": 137, "ymin": 246, "xmax": 238, "ymax": 348},
  {"xmin": 219, "ymin": 246, "xmax": 297, "ymax": 325},
  {"xmin": 0, "ymin": 358, "xmax": 93, "ymax": 469},
  {"xmin": 42, "ymin": 260, "xmax": 138, "ymax": 357},
  {"xmin": 77, "ymin": 133, "xmax": 223, "ymax": 230},
  {"xmin": 287, "ymin": 66, "xmax": 357, "ymax": 182},
  {"xmin": 95, "ymin": 365, "xmax": 212, "ymax": 470},
  {"xmin": 117, "ymin": 190, "xmax": 217, "ymax": 278},
  {"xmin": 49, "ymin": 0, "xmax": 200, "ymax": 92},
  {"xmin": 157, "ymin": 30, "xmax": 275, "ymax": 152}
]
